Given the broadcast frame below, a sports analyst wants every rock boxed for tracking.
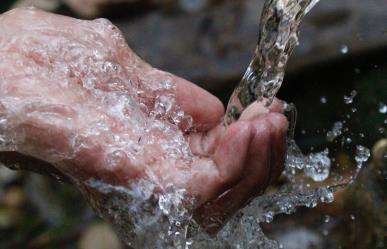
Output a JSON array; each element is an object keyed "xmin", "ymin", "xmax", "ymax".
[
  {"xmin": 0, "ymin": 166, "xmax": 19, "ymax": 185},
  {"xmin": 12, "ymin": 0, "xmax": 61, "ymax": 11},
  {"xmin": 63, "ymin": 0, "xmax": 155, "ymax": 18},
  {"xmin": 114, "ymin": 0, "xmax": 387, "ymax": 92},
  {"xmin": 79, "ymin": 222, "xmax": 124, "ymax": 249}
]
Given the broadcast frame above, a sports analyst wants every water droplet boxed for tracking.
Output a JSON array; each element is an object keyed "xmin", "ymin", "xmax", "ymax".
[
  {"xmin": 308, "ymin": 199, "xmax": 318, "ymax": 208},
  {"xmin": 304, "ymin": 150, "xmax": 331, "ymax": 182},
  {"xmin": 340, "ymin": 45, "xmax": 348, "ymax": 54},
  {"xmin": 263, "ymin": 211, "xmax": 274, "ymax": 223},
  {"xmin": 326, "ymin": 121, "xmax": 343, "ymax": 142},
  {"xmin": 355, "ymin": 145, "xmax": 370, "ymax": 169},
  {"xmin": 322, "ymin": 229, "xmax": 329, "ymax": 236},
  {"xmin": 324, "ymin": 215, "xmax": 330, "ymax": 223},
  {"xmin": 320, "ymin": 96, "xmax": 327, "ymax": 104},
  {"xmin": 319, "ymin": 189, "xmax": 334, "ymax": 203},
  {"xmin": 301, "ymin": 129, "xmax": 306, "ymax": 135},
  {"xmin": 379, "ymin": 102, "xmax": 387, "ymax": 114},
  {"xmin": 344, "ymin": 90, "xmax": 357, "ymax": 104},
  {"xmin": 345, "ymin": 138, "xmax": 352, "ymax": 144}
]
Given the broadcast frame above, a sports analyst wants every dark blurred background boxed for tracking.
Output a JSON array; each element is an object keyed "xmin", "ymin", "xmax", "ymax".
[{"xmin": 0, "ymin": 0, "xmax": 386, "ymax": 249}]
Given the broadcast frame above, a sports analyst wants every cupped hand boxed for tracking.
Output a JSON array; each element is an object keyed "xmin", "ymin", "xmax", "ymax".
[{"xmin": 0, "ymin": 8, "xmax": 288, "ymax": 231}]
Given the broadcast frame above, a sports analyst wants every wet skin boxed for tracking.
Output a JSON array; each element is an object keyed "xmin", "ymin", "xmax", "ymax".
[{"xmin": 0, "ymin": 8, "xmax": 288, "ymax": 232}]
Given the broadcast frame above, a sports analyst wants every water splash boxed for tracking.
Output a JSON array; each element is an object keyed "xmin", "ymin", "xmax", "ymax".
[
  {"xmin": 326, "ymin": 121, "xmax": 343, "ymax": 142},
  {"xmin": 379, "ymin": 102, "xmax": 387, "ymax": 114},
  {"xmin": 344, "ymin": 90, "xmax": 357, "ymax": 104}
]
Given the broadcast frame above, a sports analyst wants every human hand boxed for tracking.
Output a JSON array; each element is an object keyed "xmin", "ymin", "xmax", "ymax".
[{"xmin": 0, "ymin": 8, "xmax": 288, "ymax": 232}]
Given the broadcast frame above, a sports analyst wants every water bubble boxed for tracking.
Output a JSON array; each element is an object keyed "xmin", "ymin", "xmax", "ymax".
[
  {"xmin": 319, "ymin": 189, "xmax": 334, "ymax": 203},
  {"xmin": 154, "ymin": 94, "xmax": 175, "ymax": 116},
  {"xmin": 326, "ymin": 122, "xmax": 343, "ymax": 142},
  {"xmin": 308, "ymin": 199, "xmax": 318, "ymax": 208},
  {"xmin": 359, "ymin": 133, "xmax": 365, "ymax": 138},
  {"xmin": 340, "ymin": 45, "xmax": 348, "ymax": 54},
  {"xmin": 379, "ymin": 102, "xmax": 387, "ymax": 114},
  {"xmin": 355, "ymin": 145, "xmax": 371, "ymax": 169},
  {"xmin": 263, "ymin": 211, "xmax": 274, "ymax": 223},
  {"xmin": 304, "ymin": 150, "xmax": 331, "ymax": 181},
  {"xmin": 345, "ymin": 138, "xmax": 352, "ymax": 144},
  {"xmin": 320, "ymin": 96, "xmax": 327, "ymax": 104},
  {"xmin": 351, "ymin": 108, "xmax": 357, "ymax": 113},
  {"xmin": 350, "ymin": 214, "xmax": 356, "ymax": 220},
  {"xmin": 344, "ymin": 90, "xmax": 357, "ymax": 104}
]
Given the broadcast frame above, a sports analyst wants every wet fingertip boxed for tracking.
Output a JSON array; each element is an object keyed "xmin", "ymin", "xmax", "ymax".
[
  {"xmin": 239, "ymin": 102, "xmax": 269, "ymax": 121},
  {"xmin": 267, "ymin": 113, "xmax": 288, "ymax": 132},
  {"xmin": 268, "ymin": 98, "xmax": 285, "ymax": 113}
]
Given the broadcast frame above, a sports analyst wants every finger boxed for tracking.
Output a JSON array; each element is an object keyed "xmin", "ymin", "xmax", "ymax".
[
  {"xmin": 187, "ymin": 121, "xmax": 251, "ymax": 205},
  {"xmin": 266, "ymin": 113, "xmax": 288, "ymax": 182},
  {"xmin": 152, "ymin": 70, "xmax": 225, "ymax": 131},
  {"xmin": 239, "ymin": 98, "xmax": 284, "ymax": 122},
  {"xmin": 268, "ymin": 98, "xmax": 285, "ymax": 113},
  {"xmin": 194, "ymin": 117, "xmax": 273, "ymax": 233}
]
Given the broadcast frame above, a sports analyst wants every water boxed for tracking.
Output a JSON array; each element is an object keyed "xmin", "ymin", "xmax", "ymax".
[
  {"xmin": 90, "ymin": 0, "xmax": 369, "ymax": 247},
  {"xmin": 326, "ymin": 121, "xmax": 343, "ymax": 142},
  {"xmin": 224, "ymin": 0, "xmax": 320, "ymax": 124},
  {"xmin": 340, "ymin": 45, "xmax": 349, "ymax": 54},
  {"xmin": 343, "ymin": 90, "xmax": 357, "ymax": 104},
  {"xmin": 0, "ymin": 5, "xmax": 372, "ymax": 249},
  {"xmin": 379, "ymin": 102, "xmax": 387, "ymax": 114}
]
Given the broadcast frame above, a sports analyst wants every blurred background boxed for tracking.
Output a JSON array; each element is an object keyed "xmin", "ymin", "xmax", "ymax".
[{"xmin": 0, "ymin": 0, "xmax": 386, "ymax": 248}]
